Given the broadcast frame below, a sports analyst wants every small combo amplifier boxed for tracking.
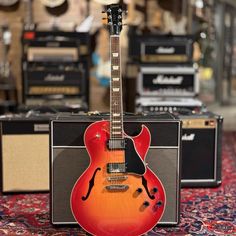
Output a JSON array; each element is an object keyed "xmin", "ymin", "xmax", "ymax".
[
  {"xmin": 137, "ymin": 66, "xmax": 199, "ymax": 97},
  {"xmin": 128, "ymin": 30, "xmax": 193, "ymax": 64},
  {"xmin": 0, "ymin": 113, "xmax": 55, "ymax": 193},
  {"xmin": 136, "ymin": 97, "xmax": 204, "ymax": 113},
  {"xmin": 50, "ymin": 113, "xmax": 181, "ymax": 226},
  {"xmin": 179, "ymin": 111, "xmax": 223, "ymax": 187}
]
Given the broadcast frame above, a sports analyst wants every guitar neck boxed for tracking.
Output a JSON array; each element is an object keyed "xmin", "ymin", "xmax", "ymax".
[
  {"xmin": 110, "ymin": 35, "xmax": 123, "ymax": 140},
  {"xmin": 24, "ymin": 0, "xmax": 34, "ymax": 30}
]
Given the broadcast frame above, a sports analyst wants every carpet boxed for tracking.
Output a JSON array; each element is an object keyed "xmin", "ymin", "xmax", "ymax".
[{"xmin": 0, "ymin": 132, "xmax": 235, "ymax": 236}]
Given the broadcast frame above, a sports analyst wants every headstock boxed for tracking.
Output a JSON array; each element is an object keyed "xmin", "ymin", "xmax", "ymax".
[{"xmin": 105, "ymin": 4, "xmax": 123, "ymax": 35}]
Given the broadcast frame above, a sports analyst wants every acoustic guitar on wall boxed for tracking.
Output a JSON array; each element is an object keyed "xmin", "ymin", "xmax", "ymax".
[{"xmin": 70, "ymin": 4, "xmax": 166, "ymax": 236}]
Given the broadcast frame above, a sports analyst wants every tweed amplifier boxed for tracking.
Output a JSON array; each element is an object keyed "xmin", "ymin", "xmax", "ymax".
[
  {"xmin": 137, "ymin": 66, "xmax": 199, "ymax": 97},
  {"xmin": 0, "ymin": 113, "xmax": 56, "ymax": 193},
  {"xmin": 136, "ymin": 97, "xmax": 204, "ymax": 113},
  {"xmin": 50, "ymin": 113, "xmax": 181, "ymax": 226},
  {"xmin": 128, "ymin": 30, "xmax": 193, "ymax": 64},
  {"xmin": 179, "ymin": 112, "xmax": 223, "ymax": 187}
]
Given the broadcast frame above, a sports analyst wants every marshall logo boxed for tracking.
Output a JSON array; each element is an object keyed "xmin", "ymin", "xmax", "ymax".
[
  {"xmin": 44, "ymin": 74, "xmax": 65, "ymax": 82},
  {"xmin": 182, "ymin": 133, "xmax": 195, "ymax": 141},
  {"xmin": 152, "ymin": 75, "xmax": 183, "ymax": 85},
  {"xmin": 156, "ymin": 47, "xmax": 175, "ymax": 54}
]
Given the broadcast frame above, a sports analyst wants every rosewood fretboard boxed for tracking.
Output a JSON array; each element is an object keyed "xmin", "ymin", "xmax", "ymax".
[{"xmin": 110, "ymin": 36, "xmax": 123, "ymax": 140}]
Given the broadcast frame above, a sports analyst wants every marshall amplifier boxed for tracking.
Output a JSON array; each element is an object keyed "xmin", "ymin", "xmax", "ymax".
[
  {"xmin": 26, "ymin": 41, "xmax": 79, "ymax": 62},
  {"xmin": 179, "ymin": 112, "xmax": 223, "ymax": 187},
  {"xmin": 0, "ymin": 113, "xmax": 58, "ymax": 193},
  {"xmin": 50, "ymin": 113, "xmax": 181, "ymax": 226},
  {"xmin": 23, "ymin": 31, "xmax": 90, "ymax": 60},
  {"xmin": 23, "ymin": 61, "xmax": 88, "ymax": 98},
  {"xmin": 137, "ymin": 66, "xmax": 199, "ymax": 97},
  {"xmin": 136, "ymin": 97, "xmax": 204, "ymax": 113},
  {"xmin": 128, "ymin": 30, "xmax": 193, "ymax": 64}
]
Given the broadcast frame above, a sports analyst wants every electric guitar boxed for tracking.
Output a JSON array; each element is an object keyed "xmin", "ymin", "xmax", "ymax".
[{"xmin": 70, "ymin": 4, "xmax": 166, "ymax": 236}]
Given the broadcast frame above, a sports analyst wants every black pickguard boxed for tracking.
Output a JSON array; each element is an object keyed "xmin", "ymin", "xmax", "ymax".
[
  {"xmin": 125, "ymin": 138, "xmax": 146, "ymax": 175},
  {"xmin": 82, "ymin": 167, "xmax": 101, "ymax": 201}
]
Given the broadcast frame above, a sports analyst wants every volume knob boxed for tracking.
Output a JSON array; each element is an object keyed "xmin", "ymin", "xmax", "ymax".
[
  {"xmin": 136, "ymin": 188, "xmax": 143, "ymax": 193},
  {"xmin": 143, "ymin": 201, "xmax": 150, "ymax": 207}
]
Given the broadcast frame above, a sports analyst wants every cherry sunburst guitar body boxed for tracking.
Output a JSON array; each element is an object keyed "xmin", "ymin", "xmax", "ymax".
[
  {"xmin": 71, "ymin": 120, "xmax": 166, "ymax": 236},
  {"xmin": 70, "ymin": 4, "xmax": 166, "ymax": 236}
]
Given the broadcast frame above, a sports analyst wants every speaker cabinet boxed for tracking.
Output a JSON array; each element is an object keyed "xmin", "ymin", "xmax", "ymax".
[
  {"xmin": 0, "ymin": 114, "xmax": 54, "ymax": 193},
  {"xmin": 50, "ymin": 113, "xmax": 181, "ymax": 226},
  {"xmin": 180, "ymin": 112, "xmax": 223, "ymax": 187}
]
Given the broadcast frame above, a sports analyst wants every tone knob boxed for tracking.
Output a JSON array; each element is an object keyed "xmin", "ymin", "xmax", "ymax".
[
  {"xmin": 136, "ymin": 188, "xmax": 143, "ymax": 193},
  {"xmin": 152, "ymin": 187, "xmax": 158, "ymax": 193},
  {"xmin": 143, "ymin": 201, "xmax": 150, "ymax": 207},
  {"xmin": 156, "ymin": 201, "xmax": 163, "ymax": 206}
]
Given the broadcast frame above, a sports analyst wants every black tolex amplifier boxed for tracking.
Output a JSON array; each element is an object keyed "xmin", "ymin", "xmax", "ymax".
[
  {"xmin": 128, "ymin": 30, "xmax": 193, "ymax": 64},
  {"xmin": 137, "ymin": 66, "xmax": 199, "ymax": 97},
  {"xmin": 50, "ymin": 113, "xmax": 181, "ymax": 226},
  {"xmin": 179, "ymin": 111, "xmax": 223, "ymax": 187},
  {"xmin": 23, "ymin": 61, "xmax": 88, "ymax": 98}
]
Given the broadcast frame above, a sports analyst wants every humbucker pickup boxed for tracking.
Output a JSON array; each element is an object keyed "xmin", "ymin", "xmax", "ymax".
[
  {"xmin": 107, "ymin": 139, "xmax": 126, "ymax": 150},
  {"xmin": 107, "ymin": 163, "xmax": 126, "ymax": 173}
]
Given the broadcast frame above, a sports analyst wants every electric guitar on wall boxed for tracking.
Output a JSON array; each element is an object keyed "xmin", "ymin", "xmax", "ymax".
[{"xmin": 70, "ymin": 4, "xmax": 166, "ymax": 236}]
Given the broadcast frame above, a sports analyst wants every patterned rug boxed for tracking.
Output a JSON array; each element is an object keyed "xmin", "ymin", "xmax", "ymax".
[{"xmin": 0, "ymin": 133, "xmax": 235, "ymax": 236}]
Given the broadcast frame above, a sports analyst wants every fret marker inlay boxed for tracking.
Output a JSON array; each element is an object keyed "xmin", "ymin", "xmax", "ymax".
[
  {"xmin": 113, "ymin": 78, "xmax": 120, "ymax": 81},
  {"xmin": 113, "ymin": 66, "xmax": 119, "ymax": 70},
  {"xmin": 112, "ymin": 53, "xmax": 119, "ymax": 57},
  {"xmin": 113, "ymin": 88, "xmax": 120, "ymax": 92},
  {"xmin": 113, "ymin": 113, "xmax": 120, "ymax": 117},
  {"xmin": 112, "ymin": 132, "xmax": 122, "ymax": 135}
]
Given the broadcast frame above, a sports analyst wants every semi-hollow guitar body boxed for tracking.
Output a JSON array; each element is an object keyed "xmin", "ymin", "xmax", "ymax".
[{"xmin": 70, "ymin": 120, "xmax": 166, "ymax": 236}]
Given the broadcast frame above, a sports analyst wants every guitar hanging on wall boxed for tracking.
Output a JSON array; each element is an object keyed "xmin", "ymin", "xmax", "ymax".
[{"xmin": 70, "ymin": 4, "xmax": 166, "ymax": 236}]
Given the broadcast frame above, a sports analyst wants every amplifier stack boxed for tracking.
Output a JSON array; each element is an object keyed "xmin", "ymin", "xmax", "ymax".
[
  {"xmin": 21, "ymin": 31, "xmax": 90, "ymax": 112},
  {"xmin": 125, "ymin": 29, "xmax": 223, "ymax": 189},
  {"xmin": 125, "ymin": 30, "xmax": 202, "ymax": 113}
]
